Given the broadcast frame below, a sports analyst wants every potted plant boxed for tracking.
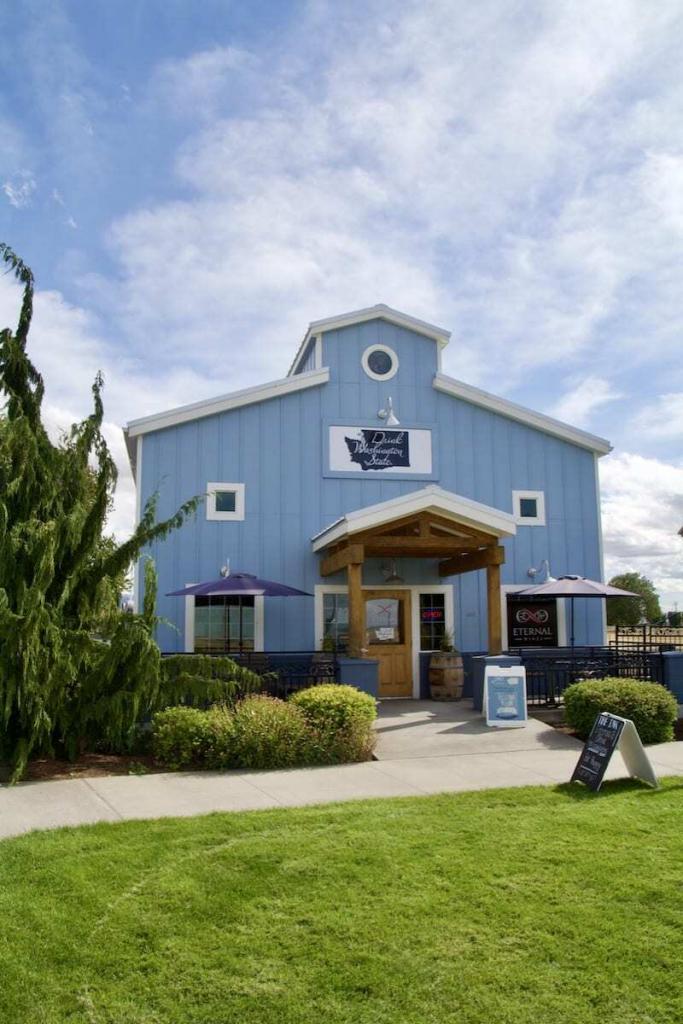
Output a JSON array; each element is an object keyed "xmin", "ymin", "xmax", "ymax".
[{"xmin": 429, "ymin": 631, "xmax": 464, "ymax": 700}]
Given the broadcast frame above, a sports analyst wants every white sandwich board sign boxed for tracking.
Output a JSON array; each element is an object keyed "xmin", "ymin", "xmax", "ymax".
[{"xmin": 483, "ymin": 666, "xmax": 528, "ymax": 728}]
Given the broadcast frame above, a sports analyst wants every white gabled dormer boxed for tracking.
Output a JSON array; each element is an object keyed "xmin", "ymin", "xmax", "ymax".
[{"xmin": 288, "ymin": 303, "xmax": 451, "ymax": 377}]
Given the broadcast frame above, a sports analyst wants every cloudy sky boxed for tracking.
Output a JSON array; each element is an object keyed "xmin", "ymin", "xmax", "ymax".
[{"xmin": 1, "ymin": 0, "xmax": 682, "ymax": 608}]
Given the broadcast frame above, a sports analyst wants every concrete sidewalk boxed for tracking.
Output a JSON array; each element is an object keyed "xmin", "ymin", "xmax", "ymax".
[{"xmin": 1, "ymin": 702, "xmax": 682, "ymax": 841}]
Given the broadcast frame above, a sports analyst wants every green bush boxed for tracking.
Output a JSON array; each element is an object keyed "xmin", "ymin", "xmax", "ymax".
[
  {"xmin": 151, "ymin": 687, "xmax": 378, "ymax": 772},
  {"xmin": 230, "ymin": 694, "xmax": 312, "ymax": 770},
  {"xmin": 564, "ymin": 678, "xmax": 677, "ymax": 744},
  {"xmin": 151, "ymin": 707, "xmax": 213, "ymax": 769},
  {"xmin": 156, "ymin": 655, "xmax": 262, "ymax": 711},
  {"xmin": 291, "ymin": 684, "xmax": 377, "ymax": 763},
  {"xmin": 203, "ymin": 704, "xmax": 236, "ymax": 770}
]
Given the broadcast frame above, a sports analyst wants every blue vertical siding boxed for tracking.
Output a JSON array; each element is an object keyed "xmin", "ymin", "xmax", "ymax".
[
  {"xmin": 294, "ymin": 338, "xmax": 317, "ymax": 374},
  {"xmin": 137, "ymin": 317, "xmax": 605, "ymax": 653}
]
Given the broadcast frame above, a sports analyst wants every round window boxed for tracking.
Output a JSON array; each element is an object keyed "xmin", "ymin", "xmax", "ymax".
[
  {"xmin": 367, "ymin": 349, "xmax": 393, "ymax": 375},
  {"xmin": 362, "ymin": 344, "xmax": 399, "ymax": 381}
]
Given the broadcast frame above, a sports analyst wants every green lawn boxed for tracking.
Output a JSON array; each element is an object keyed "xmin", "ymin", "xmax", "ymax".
[{"xmin": 1, "ymin": 781, "xmax": 682, "ymax": 1024}]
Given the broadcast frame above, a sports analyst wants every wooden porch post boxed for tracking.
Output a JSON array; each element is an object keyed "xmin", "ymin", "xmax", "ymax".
[
  {"xmin": 486, "ymin": 561, "xmax": 502, "ymax": 655},
  {"xmin": 347, "ymin": 561, "xmax": 364, "ymax": 658}
]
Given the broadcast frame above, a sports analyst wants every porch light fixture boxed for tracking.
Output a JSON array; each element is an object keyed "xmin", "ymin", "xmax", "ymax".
[
  {"xmin": 527, "ymin": 559, "xmax": 555, "ymax": 582},
  {"xmin": 382, "ymin": 559, "xmax": 404, "ymax": 584},
  {"xmin": 378, "ymin": 396, "xmax": 400, "ymax": 427}
]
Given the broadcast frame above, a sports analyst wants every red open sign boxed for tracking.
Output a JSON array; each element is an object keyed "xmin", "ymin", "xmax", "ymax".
[{"xmin": 421, "ymin": 609, "xmax": 444, "ymax": 621}]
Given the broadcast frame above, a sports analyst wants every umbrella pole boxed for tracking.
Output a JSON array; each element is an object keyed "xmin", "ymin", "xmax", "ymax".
[{"xmin": 570, "ymin": 597, "xmax": 575, "ymax": 650}]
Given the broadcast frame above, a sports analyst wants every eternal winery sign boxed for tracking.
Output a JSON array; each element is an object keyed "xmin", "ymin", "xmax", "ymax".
[
  {"xmin": 506, "ymin": 597, "xmax": 558, "ymax": 648},
  {"xmin": 328, "ymin": 425, "xmax": 433, "ymax": 476}
]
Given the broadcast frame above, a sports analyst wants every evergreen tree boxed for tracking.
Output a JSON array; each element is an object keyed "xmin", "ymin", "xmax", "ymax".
[{"xmin": 0, "ymin": 244, "xmax": 199, "ymax": 778}]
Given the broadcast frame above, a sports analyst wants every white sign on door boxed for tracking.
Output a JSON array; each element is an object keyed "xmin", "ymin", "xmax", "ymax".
[{"xmin": 329, "ymin": 426, "xmax": 433, "ymax": 475}]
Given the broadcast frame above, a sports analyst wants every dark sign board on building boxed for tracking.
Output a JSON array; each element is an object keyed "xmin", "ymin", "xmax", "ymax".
[
  {"xmin": 570, "ymin": 712, "xmax": 658, "ymax": 792},
  {"xmin": 507, "ymin": 597, "xmax": 558, "ymax": 647}
]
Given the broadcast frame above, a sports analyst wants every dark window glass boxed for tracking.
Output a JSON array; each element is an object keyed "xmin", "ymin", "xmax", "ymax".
[
  {"xmin": 419, "ymin": 593, "xmax": 446, "ymax": 650},
  {"xmin": 322, "ymin": 593, "xmax": 348, "ymax": 650},
  {"xmin": 215, "ymin": 490, "xmax": 237, "ymax": 513},
  {"xmin": 367, "ymin": 349, "xmax": 393, "ymax": 376},
  {"xmin": 194, "ymin": 595, "xmax": 254, "ymax": 653},
  {"xmin": 519, "ymin": 497, "xmax": 538, "ymax": 519}
]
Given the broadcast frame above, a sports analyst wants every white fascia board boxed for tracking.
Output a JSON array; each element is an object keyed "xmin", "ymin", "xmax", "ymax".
[
  {"xmin": 289, "ymin": 304, "xmax": 451, "ymax": 376},
  {"xmin": 433, "ymin": 373, "xmax": 612, "ymax": 455},
  {"xmin": 123, "ymin": 427, "xmax": 137, "ymax": 479},
  {"xmin": 312, "ymin": 484, "xmax": 516, "ymax": 551},
  {"xmin": 125, "ymin": 367, "xmax": 329, "ymax": 441}
]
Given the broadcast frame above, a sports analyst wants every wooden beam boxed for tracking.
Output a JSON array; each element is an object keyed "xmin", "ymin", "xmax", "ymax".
[
  {"xmin": 347, "ymin": 561, "xmax": 364, "ymax": 658},
  {"xmin": 365, "ymin": 536, "xmax": 482, "ymax": 556},
  {"xmin": 438, "ymin": 544, "xmax": 505, "ymax": 578},
  {"xmin": 424, "ymin": 514, "xmax": 496, "ymax": 544},
  {"xmin": 353, "ymin": 512, "xmax": 424, "ymax": 541},
  {"xmin": 353, "ymin": 512, "xmax": 497, "ymax": 547},
  {"xmin": 320, "ymin": 543, "xmax": 364, "ymax": 577},
  {"xmin": 487, "ymin": 561, "xmax": 502, "ymax": 655}
]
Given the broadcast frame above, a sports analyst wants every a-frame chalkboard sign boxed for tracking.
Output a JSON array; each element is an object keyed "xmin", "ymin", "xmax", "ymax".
[{"xmin": 570, "ymin": 712, "xmax": 658, "ymax": 792}]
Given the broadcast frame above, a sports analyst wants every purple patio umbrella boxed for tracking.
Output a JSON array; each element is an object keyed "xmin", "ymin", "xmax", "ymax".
[
  {"xmin": 167, "ymin": 573, "xmax": 311, "ymax": 654},
  {"xmin": 516, "ymin": 574, "xmax": 640, "ymax": 648},
  {"xmin": 167, "ymin": 573, "xmax": 311, "ymax": 598}
]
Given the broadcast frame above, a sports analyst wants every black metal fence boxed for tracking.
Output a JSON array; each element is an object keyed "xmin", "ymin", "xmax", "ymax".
[
  {"xmin": 610, "ymin": 625, "xmax": 683, "ymax": 654},
  {"xmin": 515, "ymin": 646, "xmax": 668, "ymax": 706},
  {"xmin": 227, "ymin": 651, "xmax": 338, "ymax": 699}
]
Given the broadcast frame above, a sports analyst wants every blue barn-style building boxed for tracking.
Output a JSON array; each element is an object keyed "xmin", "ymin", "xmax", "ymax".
[{"xmin": 124, "ymin": 305, "xmax": 611, "ymax": 699}]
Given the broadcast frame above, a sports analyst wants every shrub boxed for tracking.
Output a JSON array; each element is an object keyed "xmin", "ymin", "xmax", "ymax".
[
  {"xmin": 156, "ymin": 655, "xmax": 262, "ymax": 711},
  {"xmin": 203, "ymin": 704, "xmax": 236, "ymax": 770},
  {"xmin": 152, "ymin": 687, "xmax": 378, "ymax": 773},
  {"xmin": 291, "ymin": 684, "xmax": 377, "ymax": 764},
  {"xmin": 564, "ymin": 678, "xmax": 677, "ymax": 744},
  {"xmin": 151, "ymin": 706, "xmax": 213, "ymax": 769},
  {"xmin": 230, "ymin": 695, "xmax": 312, "ymax": 770}
]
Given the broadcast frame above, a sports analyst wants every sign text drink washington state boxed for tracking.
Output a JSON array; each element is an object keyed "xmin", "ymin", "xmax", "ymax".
[
  {"xmin": 344, "ymin": 428, "xmax": 409, "ymax": 471},
  {"xmin": 328, "ymin": 425, "xmax": 433, "ymax": 476}
]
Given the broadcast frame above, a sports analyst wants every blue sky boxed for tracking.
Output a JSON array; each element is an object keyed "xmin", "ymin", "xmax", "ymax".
[{"xmin": 1, "ymin": 0, "xmax": 682, "ymax": 607}]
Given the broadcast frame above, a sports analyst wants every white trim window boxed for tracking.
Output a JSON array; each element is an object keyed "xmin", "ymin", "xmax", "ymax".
[
  {"xmin": 361, "ymin": 344, "xmax": 399, "ymax": 382},
  {"xmin": 206, "ymin": 482, "xmax": 245, "ymax": 521},
  {"xmin": 185, "ymin": 589, "xmax": 264, "ymax": 653},
  {"xmin": 315, "ymin": 585, "xmax": 348, "ymax": 650},
  {"xmin": 512, "ymin": 490, "xmax": 546, "ymax": 526}
]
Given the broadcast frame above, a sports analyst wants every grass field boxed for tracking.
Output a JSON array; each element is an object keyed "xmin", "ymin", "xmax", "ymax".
[{"xmin": 1, "ymin": 780, "xmax": 682, "ymax": 1023}]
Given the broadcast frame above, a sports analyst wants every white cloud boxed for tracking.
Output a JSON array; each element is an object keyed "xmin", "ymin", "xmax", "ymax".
[
  {"xmin": 4, "ymin": 0, "xmax": 683, "ymax": 612},
  {"xmin": 633, "ymin": 393, "xmax": 683, "ymax": 440},
  {"xmin": 96, "ymin": 0, "xmax": 683, "ymax": 400},
  {"xmin": 149, "ymin": 46, "xmax": 257, "ymax": 120},
  {"xmin": 551, "ymin": 376, "xmax": 622, "ymax": 428},
  {"xmin": 600, "ymin": 452, "xmax": 683, "ymax": 607},
  {"xmin": 0, "ymin": 274, "xmax": 216, "ymax": 541},
  {"xmin": 2, "ymin": 174, "xmax": 36, "ymax": 209}
]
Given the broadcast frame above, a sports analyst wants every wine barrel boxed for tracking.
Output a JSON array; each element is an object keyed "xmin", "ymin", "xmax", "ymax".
[{"xmin": 429, "ymin": 652, "xmax": 464, "ymax": 700}]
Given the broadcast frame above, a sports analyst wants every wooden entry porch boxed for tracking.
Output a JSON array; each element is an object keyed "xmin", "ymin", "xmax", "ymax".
[{"xmin": 318, "ymin": 508, "xmax": 507, "ymax": 662}]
